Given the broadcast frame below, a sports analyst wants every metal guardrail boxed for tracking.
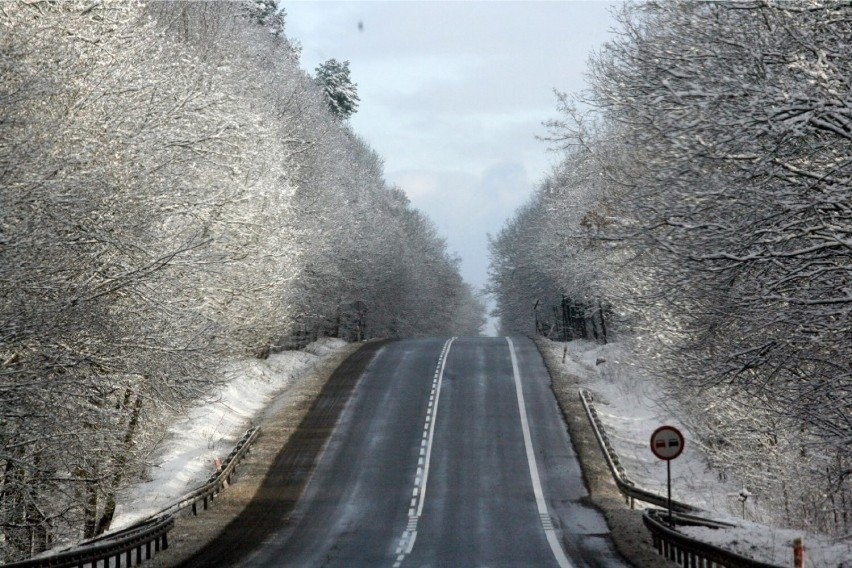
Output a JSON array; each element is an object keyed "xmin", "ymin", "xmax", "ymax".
[
  {"xmin": 579, "ymin": 388, "xmax": 784, "ymax": 568},
  {"xmin": 3, "ymin": 515, "xmax": 174, "ymax": 568},
  {"xmin": 643, "ymin": 509, "xmax": 782, "ymax": 568},
  {"xmin": 578, "ymin": 388, "xmax": 699, "ymax": 513},
  {"xmin": 162, "ymin": 425, "xmax": 262, "ymax": 518},
  {"xmin": 5, "ymin": 426, "xmax": 261, "ymax": 568}
]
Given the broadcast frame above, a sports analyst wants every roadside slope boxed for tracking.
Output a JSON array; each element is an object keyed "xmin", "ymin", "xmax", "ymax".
[
  {"xmin": 534, "ymin": 337, "xmax": 677, "ymax": 568},
  {"xmin": 140, "ymin": 341, "xmax": 383, "ymax": 568}
]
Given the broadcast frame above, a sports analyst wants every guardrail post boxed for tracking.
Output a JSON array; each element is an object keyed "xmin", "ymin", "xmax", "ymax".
[{"xmin": 0, "ymin": 427, "xmax": 257, "ymax": 568}]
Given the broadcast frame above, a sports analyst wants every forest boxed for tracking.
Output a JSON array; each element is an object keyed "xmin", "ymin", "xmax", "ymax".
[
  {"xmin": 0, "ymin": 1, "xmax": 485, "ymax": 561},
  {"xmin": 489, "ymin": 1, "xmax": 850, "ymax": 537}
]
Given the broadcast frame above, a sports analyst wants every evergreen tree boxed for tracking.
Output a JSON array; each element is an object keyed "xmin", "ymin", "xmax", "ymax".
[
  {"xmin": 246, "ymin": 0, "xmax": 286, "ymax": 38},
  {"xmin": 315, "ymin": 58, "xmax": 360, "ymax": 119}
]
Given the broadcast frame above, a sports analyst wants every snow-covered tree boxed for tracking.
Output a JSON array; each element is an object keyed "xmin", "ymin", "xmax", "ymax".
[
  {"xmin": 0, "ymin": 1, "xmax": 482, "ymax": 561},
  {"xmin": 315, "ymin": 58, "xmax": 360, "ymax": 119},
  {"xmin": 493, "ymin": 0, "xmax": 850, "ymax": 535}
]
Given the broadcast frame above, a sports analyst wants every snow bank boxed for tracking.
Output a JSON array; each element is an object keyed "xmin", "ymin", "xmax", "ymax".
[
  {"xmin": 553, "ymin": 339, "xmax": 742, "ymax": 514},
  {"xmin": 544, "ymin": 338, "xmax": 850, "ymax": 567},
  {"xmin": 680, "ymin": 521, "xmax": 848, "ymax": 568},
  {"xmin": 111, "ymin": 338, "xmax": 348, "ymax": 530}
]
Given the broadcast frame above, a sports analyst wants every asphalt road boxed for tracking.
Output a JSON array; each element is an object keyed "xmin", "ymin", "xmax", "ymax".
[{"xmin": 196, "ymin": 337, "xmax": 628, "ymax": 567}]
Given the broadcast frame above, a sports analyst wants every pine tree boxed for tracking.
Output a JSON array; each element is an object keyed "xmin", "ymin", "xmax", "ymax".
[{"xmin": 315, "ymin": 58, "xmax": 360, "ymax": 119}]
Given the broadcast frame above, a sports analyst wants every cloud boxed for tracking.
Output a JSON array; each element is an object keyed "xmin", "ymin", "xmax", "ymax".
[
  {"xmin": 388, "ymin": 161, "xmax": 534, "ymax": 290},
  {"xmin": 393, "ymin": 170, "xmax": 443, "ymax": 200},
  {"xmin": 285, "ymin": 0, "xmax": 619, "ymax": 293}
]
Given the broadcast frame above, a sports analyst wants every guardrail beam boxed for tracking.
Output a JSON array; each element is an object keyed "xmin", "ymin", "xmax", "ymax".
[
  {"xmin": 579, "ymin": 389, "xmax": 785, "ymax": 568},
  {"xmin": 5, "ymin": 427, "xmax": 260, "ymax": 568}
]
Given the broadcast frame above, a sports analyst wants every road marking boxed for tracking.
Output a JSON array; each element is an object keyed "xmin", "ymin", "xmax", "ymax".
[
  {"xmin": 392, "ymin": 337, "xmax": 455, "ymax": 568},
  {"xmin": 506, "ymin": 337, "xmax": 574, "ymax": 568}
]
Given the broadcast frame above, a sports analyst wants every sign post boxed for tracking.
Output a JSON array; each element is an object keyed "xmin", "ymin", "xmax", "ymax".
[{"xmin": 650, "ymin": 425, "xmax": 685, "ymax": 526}]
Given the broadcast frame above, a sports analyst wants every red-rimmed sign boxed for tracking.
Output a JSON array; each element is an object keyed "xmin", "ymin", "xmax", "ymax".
[
  {"xmin": 651, "ymin": 425, "xmax": 685, "ymax": 526},
  {"xmin": 650, "ymin": 425, "xmax": 685, "ymax": 461}
]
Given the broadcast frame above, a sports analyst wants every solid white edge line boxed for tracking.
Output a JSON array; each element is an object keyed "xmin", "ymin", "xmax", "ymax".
[{"xmin": 506, "ymin": 336, "xmax": 574, "ymax": 568}]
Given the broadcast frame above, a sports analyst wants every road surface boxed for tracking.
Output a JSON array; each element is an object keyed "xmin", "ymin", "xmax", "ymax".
[{"xmin": 185, "ymin": 337, "xmax": 628, "ymax": 567}]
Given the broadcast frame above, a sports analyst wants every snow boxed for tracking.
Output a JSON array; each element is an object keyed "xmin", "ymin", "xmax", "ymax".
[
  {"xmin": 110, "ymin": 338, "xmax": 348, "ymax": 530},
  {"xmin": 554, "ymin": 339, "xmax": 739, "ymax": 513},
  {"xmin": 680, "ymin": 521, "xmax": 849, "ymax": 568},
  {"xmin": 544, "ymin": 338, "xmax": 851, "ymax": 568}
]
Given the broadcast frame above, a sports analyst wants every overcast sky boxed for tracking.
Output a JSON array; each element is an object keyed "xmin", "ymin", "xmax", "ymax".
[{"xmin": 284, "ymin": 1, "xmax": 619, "ymax": 331}]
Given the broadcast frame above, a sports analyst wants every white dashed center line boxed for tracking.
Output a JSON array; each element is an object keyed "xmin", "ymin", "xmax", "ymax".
[{"xmin": 392, "ymin": 337, "xmax": 455, "ymax": 568}]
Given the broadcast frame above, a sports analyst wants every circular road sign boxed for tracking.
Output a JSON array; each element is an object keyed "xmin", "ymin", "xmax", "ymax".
[{"xmin": 650, "ymin": 425, "xmax": 685, "ymax": 461}]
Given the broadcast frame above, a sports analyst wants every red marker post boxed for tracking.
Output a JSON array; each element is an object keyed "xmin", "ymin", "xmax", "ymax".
[
  {"xmin": 650, "ymin": 425, "xmax": 685, "ymax": 526},
  {"xmin": 794, "ymin": 537, "xmax": 805, "ymax": 568}
]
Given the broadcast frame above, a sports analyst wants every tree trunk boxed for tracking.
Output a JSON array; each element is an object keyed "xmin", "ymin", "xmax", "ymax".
[
  {"xmin": 95, "ymin": 391, "xmax": 143, "ymax": 536},
  {"xmin": 82, "ymin": 475, "xmax": 98, "ymax": 539}
]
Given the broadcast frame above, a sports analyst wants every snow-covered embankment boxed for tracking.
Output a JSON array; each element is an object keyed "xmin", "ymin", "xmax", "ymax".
[
  {"xmin": 110, "ymin": 338, "xmax": 348, "ymax": 530},
  {"xmin": 541, "ymin": 338, "xmax": 849, "ymax": 567}
]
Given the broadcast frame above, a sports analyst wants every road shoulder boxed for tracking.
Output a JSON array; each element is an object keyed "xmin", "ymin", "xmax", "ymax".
[
  {"xmin": 533, "ymin": 337, "xmax": 678, "ymax": 568},
  {"xmin": 143, "ymin": 341, "xmax": 378, "ymax": 568}
]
